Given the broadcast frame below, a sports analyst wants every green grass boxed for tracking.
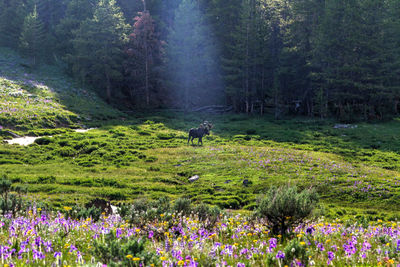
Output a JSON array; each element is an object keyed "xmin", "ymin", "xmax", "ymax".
[
  {"xmin": 1, "ymin": 115, "xmax": 400, "ymax": 219},
  {"xmin": 2, "ymin": 47, "xmax": 400, "ymax": 220},
  {"xmin": 0, "ymin": 47, "xmax": 124, "ymax": 132}
]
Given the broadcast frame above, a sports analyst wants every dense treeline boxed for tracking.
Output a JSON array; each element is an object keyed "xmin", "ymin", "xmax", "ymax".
[{"xmin": 1, "ymin": 0, "xmax": 400, "ymax": 121}]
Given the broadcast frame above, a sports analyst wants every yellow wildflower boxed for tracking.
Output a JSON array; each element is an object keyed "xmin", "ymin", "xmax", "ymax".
[
  {"xmin": 132, "ymin": 257, "xmax": 140, "ymax": 261},
  {"xmin": 160, "ymin": 257, "xmax": 166, "ymax": 261},
  {"xmin": 126, "ymin": 255, "xmax": 133, "ymax": 259},
  {"xmin": 63, "ymin": 206, "xmax": 72, "ymax": 211}
]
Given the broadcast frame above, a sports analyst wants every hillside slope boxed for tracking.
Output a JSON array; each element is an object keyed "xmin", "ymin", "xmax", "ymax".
[{"xmin": 0, "ymin": 47, "xmax": 124, "ymax": 132}]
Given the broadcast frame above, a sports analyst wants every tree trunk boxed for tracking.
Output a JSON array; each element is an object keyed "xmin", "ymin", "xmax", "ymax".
[
  {"xmin": 245, "ymin": 15, "xmax": 250, "ymax": 114},
  {"xmin": 145, "ymin": 44, "xmax": 149, "ymax": 106},
  {"xmin": 106, "ymin": 72, "xmax": 111, "ymax": 102},
  {"xmin": 261, "ymin": 101, "xmax": 264, "ymax": 116}
]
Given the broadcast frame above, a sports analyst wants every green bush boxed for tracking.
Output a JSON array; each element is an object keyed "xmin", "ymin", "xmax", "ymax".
[
  {"xmin": 0, "ymin": 176, "xmax": 28, "ymax": 215},
  {"xmin": 34, "ymin": 137, "xmax": 53, "ymax": 145},
  {"xmin": 194, "ymin": 204, "xmax": 221, "ymax": 228},
  {"xmin": 156, "ymin": 132, "xmax": 175, "ymax": 140},
  {"xmin": 283, "ymin": 239, "xmax": 308, "ymax": 265},
  {"xmin": 173, "ymin": 198, "xmax": 192, "ymax": 216},
  {"xmin": 93, "ymin": 232, "xmax": 159, "ymax": 266},
  {"xmin": 255, "ymin": 186, "xmax": 318, "ymax": 236}
]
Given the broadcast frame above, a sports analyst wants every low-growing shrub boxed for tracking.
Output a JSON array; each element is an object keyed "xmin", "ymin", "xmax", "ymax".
[
  {"xmin": 34, "ymin": 137, "xmax": 53, "ymax": 145},
  {"xmin": 0, "ymin": 176, "xmax": 28, "ymax": 215},
  {"xmin": 194, "ymin": 204, "xmax": 221, "ymax": 228},
  {"xmin": 173, "ymin": 198, "xmax": 192, "ymax": 216},
  {"xmin": 255, "ymin": 185, "xmax": 319, "ymax": 236},
  {"xmin": 156, "ymin": 132, "xmax": 175, "ymax": 140},
  {"xmin": 93, "ymin": 232, "xmax": 159, "ymax": 266}
]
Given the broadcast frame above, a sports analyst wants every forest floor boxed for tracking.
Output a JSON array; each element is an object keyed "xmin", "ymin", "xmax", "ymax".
[{"xmin": 2, "ymin": 47, "xmax": 400, "ymax": 221}]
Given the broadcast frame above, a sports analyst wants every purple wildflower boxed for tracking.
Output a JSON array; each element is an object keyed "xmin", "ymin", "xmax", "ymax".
[
  {"xmin": 148, "ymin": 230, "xmax": 154, "ymax": 239},
  {"xmin": 276, "ymin": 250, "xmax": 285, "ymax": 259}
]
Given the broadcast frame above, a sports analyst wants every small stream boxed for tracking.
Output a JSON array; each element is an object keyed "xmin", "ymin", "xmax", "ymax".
[{"xmin": 4, "ymin": 128, "xmax": 96, "ymax": 146}]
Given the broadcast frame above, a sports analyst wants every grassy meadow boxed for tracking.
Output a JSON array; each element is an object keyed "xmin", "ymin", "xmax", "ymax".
[
  {"xmin": 4, "ymin": 48, "xmax": 400, "ymax": 266},
  {"xmin": 1, "ymin": 46, "xmax": 400, "ymax": 220}
]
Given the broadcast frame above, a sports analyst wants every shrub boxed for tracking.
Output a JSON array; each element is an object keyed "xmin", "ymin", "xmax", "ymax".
[
  {"xmin": 93, "ymin": 232, "xmax": 159, "ymax": 266},
  {"xmin": 0, "ymin": 176, "xmax": 28, "ymax": 215},
  {"xmin": 255, "ymin": 185, "xmax": 318, "ymax": 236},
  {"xmin": 283, "ymin": 239, "xmax": 308, "ymax": 266},
  {"xmin": 194, "ymin": 204, "xmax": 221, "ymax": 228},
  {"xmin": 34, "ymin": 137, "xmax": 52, "ymax": 145},
  {"xmin": 156, "ymin": 132, "xmax": 175, "ymax": 140},
  {"xmin": 173, "ymin": 198, "xmax": 192, "ymax": 216}
]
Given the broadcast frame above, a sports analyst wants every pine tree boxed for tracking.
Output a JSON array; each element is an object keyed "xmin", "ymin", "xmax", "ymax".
[
  {"xmin": 279, "ymin": 0, "xmax": 324, "ymax": 116},
  {"xmin": 56, "ymin": 0, "xmax": 99, "ymax": 57},
  {"xmin": 384, "ymin": 0, "xmax": 400, "ymax": 115},
  {"xmin": 223, "ymin": 0, "xmax": 272, "ymax": 114},
  {"xmin": 313, "ymin": 0, "xmax": 387, "ymax": 121},
  {"xmin": 125, "ymin": 9, "xmax": 163, "ymax": 106},
  {"xmin": 0, "ymin": 0, "xmax": 29, "ymax": 49},
  {"xmin": 70, "ymin": 0, "xmax": 129, "ymax": 101},
  {"xmin": 19, "ymin": 5, "xmax": 46, "ymax": 66}
]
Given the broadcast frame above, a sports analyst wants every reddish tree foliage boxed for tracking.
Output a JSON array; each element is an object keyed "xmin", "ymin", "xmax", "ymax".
[{"xmin": 125, "ymin": 10, "xmax": 163, "ymax": 106}]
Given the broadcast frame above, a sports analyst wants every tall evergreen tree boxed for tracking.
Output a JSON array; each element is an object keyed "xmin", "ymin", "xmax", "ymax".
[
  {"xmin": 125, "ymin": 10, "xmax": 163, "ymax": 106},
  {"xmin": 223, "ymin": 0, "xmax": 272, "ymax": 114},
  {"xmin": 0, "ymin": 0, "xmax": 29, "ymax": 49},
  {"xmin": 69, "ymin": 0, "xmax": 129, "ymax": 101},
  {"xmin": 314, "ymin": 0, "xmax": 387, "ymax": 121},
  {"xmin": 19, "ymin": 5, "xmax": 46, "ymax": 66},
  {"xmin": 56, "ymin": 0, "xmax": 99, "ymax": 58}
]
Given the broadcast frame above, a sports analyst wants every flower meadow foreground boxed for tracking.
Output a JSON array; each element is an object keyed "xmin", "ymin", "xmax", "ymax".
[{"xmin": 1, "ymin": 207, "xmax": 400, "ymax": 266}]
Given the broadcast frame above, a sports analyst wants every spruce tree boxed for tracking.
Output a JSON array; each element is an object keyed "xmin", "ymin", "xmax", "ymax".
[
  {"xmin": 56, "ymin": 0, "xmax": 99, "ymax": 58},
  {"xmin": 69, "ymin": 0, "xmax": 129, "ymax": 102},
  {"xmin": 125, "ymin": 10, "xmax": 163, "ymax": 106},
  {"xmin": 19, "ymin": 6, "xmax": 46, "ymax": 66},
  {"xmin": 0, "ymin": 0, "xmax": 29, "ymax": 49}
]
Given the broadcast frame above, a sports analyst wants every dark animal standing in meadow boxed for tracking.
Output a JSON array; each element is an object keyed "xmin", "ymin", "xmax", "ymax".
[{"xmin": 188, "ymin": 122, "xmax": 213, "ymax": 145}]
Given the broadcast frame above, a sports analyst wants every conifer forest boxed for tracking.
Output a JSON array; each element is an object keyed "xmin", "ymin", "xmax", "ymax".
[{"xmin": 2, "ymin": 0, "xmax": 400, "ymax": 266}]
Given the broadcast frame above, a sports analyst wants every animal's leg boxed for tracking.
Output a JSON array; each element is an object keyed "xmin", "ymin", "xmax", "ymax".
[
  {"xmin": 199, "ymin": 137, "xmax": 202, "ymax": 145},
  {"xmin": 191, "ymin": 137, "xmax": 194, "ymax": 144},
  {"xmin": 188, "ymin": 135, "xmax": 191, "ymax": 144}
]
